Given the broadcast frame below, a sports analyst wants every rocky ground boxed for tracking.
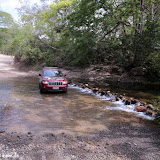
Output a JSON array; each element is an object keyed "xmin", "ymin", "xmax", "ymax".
[
  {"xmin": 0, "ymin": 54, "xmax": 160, "ymax": 160},
  {"xmin": 0, "ymin": 120, "xmax": 160, "ymax": 160}
]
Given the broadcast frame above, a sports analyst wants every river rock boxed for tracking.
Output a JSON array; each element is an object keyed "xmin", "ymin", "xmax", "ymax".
[
  {"xmin": 119, "ymin": 95, "xmax": 124, "ymax": 100},
  {"xmin": 145, "ymin": 110, "xmax": 156, "ymax": 116},
  {"xmin": 131, "ymin": 98, "xmax": 139, "ymax": 104},
  {"xmin": 87, "ymin": 84, "xmax": 92, "ymax": 89},
  {"xmin": 125, "ymin": 99, "xmax": 131, "ymax": 105},
  {"xmin": 98, "ymin": 88, "xmax": 102, "ymax": 93},
  {"xmin": 106, "ymin": 91, "xmax": 112, "ymax": 97},
  {"xmin": 139, "ymin": 102, "xmax": 146, "ymax": 106},
  {"xmin": 135, "ymin": 106, "xmax": 147, "ymax": 112},
  {"xmin": 101, "ymin": 91, "xmax": 106, "ymax": 96},
  {"xmin": 85, "ymin": 84, "xmax": 89, "ymax": 87},
  {"xmin": 98, "ymin": 89, "xmax": 106, "ymax": 96},
  {"xmin": 81, "ymin": 84, "xmax": 85, "ymax": 89},
  {"xmin": 93, "ymin": 88, "xmax": 99, "ymax": 93},
  {"xmin": 116, "ymin": 97, "xmax": 121, "ymax": 101},
  {"xmin": 146, "ymin": 104, "xmax": 154, "ymax": 110}
]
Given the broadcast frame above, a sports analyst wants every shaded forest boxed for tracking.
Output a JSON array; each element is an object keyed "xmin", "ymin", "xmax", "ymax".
[{"xmin": 0, "ymin": 0, "xmax": 160, "ymax": 81}]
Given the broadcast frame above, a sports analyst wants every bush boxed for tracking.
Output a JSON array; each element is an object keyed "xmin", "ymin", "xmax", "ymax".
[{"xmin": 146, "ymin": 52, "xmax": 160, "ymax": 81}]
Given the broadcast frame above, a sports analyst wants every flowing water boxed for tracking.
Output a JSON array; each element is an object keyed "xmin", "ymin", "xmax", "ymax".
[{"xmin": 0, "ymin": 76, "xmax": 157, "ymax": 136}]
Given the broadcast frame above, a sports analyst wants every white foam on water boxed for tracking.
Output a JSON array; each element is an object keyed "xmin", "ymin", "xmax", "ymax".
[
  {"xmin": 95, "ymin": 92, "xmax": 110, "ymax": 100},
  {"xmin": 69, "ymin": 84, "xmax": 155, "ymax": 120},
  {"xmin": 102, "ymin": 101, "xmax": 155, "ymax": 120},
  {"xmin": 69, "ymin": 84, "xmax": 113, "ymax": 100},
  {"xmin": 69, "ymin": 84, "xmax": 93, "ymax": 94}
]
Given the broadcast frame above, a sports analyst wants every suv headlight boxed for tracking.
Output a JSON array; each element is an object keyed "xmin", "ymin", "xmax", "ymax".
[
  {"xmin": 42, "ymin": 80, "xmax": 48, "ymax": 84},
  {"xmin": 63, "ymin": 81, "xmax": 68, "ymax": 84}
]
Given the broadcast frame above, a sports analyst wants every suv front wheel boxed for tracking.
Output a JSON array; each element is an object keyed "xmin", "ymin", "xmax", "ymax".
[{"xmin": 39, "ymin": 83, "xmax": 44, "ymax": 93}]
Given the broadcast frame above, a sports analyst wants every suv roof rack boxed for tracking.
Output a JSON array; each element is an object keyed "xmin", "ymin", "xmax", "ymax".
[{"xmin": 43, "ymin": 67, "xmax": 58, "ymax": 69}]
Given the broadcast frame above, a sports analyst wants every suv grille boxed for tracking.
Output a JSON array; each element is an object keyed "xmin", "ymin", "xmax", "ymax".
[{"xmin": 48, "ymin": 82, "xmax": 63, "ymax": 86}]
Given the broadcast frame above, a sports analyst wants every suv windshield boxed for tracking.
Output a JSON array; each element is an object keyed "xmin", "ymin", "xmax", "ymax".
[{"xmin": 44, "ymin": 70, "xmax": 63, "ymax": 77}]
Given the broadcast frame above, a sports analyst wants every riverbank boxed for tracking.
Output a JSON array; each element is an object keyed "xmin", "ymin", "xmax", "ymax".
[{"xmin": 61, "ymin": 65, "xmax": 160, "ymax": 91}]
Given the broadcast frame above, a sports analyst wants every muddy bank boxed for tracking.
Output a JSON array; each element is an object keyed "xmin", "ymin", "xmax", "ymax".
[{"xmin": 62, "ymin": 65, "xmax": 160, "ymax": 91}]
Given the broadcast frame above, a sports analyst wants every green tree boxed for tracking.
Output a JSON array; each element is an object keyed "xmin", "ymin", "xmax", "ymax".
[
  {"xmin": 0, "ymin": 11, "xmax": 14, "ymax": 27},
  {"xmin": 0, "ymin": 11, "xmax": 15, "ymax": 54},
  {"xmin": 1, "ymin": 0, "xmax": 160, "ymax": 77}
]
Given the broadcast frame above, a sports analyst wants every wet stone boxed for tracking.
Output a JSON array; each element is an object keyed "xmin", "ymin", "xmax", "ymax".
[
  {"xmin": 135, "ymin": 106, "xmax": 147, "ymax": 112},
  {"xmin": 119, "ymin": 95, "xmax": 123, "ymax": 100},
  {"xmin": 125, "ymin": 99, "xmax": 131, "ymax": 105},
  {"xmin": 116, "ymin": 97, "xmax": 121, "ymax": 101},
  {"xmin": 131, "ymin": 99, "xmax": 139, "ymax": 104},
  {"xmin": 146, "ymin": 104, "xmax": 154, "ymax": 110},
  {"xmin": 145, "ymin": 110, "xmax": 156, "ymax": 116},
  {"xmin": 140, "ymin": 102, "xmax": 147, "ymax": 106}
]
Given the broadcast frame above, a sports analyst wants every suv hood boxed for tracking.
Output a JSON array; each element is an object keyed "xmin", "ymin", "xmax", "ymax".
[{"xmin": 43, "ymin": 76, "xmax": 66, "ymax": 81}]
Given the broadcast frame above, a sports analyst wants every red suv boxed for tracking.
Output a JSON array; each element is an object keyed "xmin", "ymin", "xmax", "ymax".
[{"xmin": 39, "ymin": 67, "xmax": 68, "ymax": 93}]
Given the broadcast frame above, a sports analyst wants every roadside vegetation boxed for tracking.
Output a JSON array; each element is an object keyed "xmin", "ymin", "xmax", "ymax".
[{"xmin": 0, "ymin": 0, "xmax": 160, "ymax": 122}]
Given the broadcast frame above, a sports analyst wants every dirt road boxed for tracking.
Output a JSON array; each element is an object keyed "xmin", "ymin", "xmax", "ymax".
[{"xmin": 0, "ymin": 54, "xmax": 160, "ymax": 160}]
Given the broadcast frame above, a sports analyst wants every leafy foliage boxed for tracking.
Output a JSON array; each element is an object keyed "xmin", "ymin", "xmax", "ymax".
[{"xmin": 0, "ymin": 11, "xmax": 14, "ymax": 27}]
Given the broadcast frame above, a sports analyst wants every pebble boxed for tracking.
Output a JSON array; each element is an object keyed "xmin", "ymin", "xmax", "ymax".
[{"xmin": 17, "ymin": 135, "xmax": 22, "ymax": 139}]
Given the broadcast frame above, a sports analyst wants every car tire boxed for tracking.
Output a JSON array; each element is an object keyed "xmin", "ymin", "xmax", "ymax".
[
  {"xmin": 39, "ymin": 84, "xmax": 44, "ymax": 93},
  {"xmin": 40, "ymin": 89, "xmax": 44, "ymax": 93}
]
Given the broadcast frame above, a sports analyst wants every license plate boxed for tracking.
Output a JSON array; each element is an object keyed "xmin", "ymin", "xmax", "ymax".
[{"xmin": 53, "ymin": 87, "xmax": 59, "ymax": 90}]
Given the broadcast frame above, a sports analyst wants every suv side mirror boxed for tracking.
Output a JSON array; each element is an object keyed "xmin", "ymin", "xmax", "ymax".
[{"xmin": 39, "ymin": 74, "xmax": 42, "ymax": 76}]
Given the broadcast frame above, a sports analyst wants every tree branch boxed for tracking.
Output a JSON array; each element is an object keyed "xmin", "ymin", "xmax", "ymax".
[
  {"xmin": 98, "ymin": 20, "xmax": 141, "ymax": 43},
  {"xmin": 121, "ymin": 21, "xmax": 140, "ymax": 33},
  {"xmin": 97, "ymin": 22, "xmax": 120, "ymax": 42}
]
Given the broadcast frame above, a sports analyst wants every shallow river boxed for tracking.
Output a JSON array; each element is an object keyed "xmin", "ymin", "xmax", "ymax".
[{"xmin": 0, "ymin": 76, "xmax": 158, "ymax": 136}]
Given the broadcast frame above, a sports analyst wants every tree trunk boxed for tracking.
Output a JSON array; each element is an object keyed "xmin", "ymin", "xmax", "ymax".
[
  {"xmin": 151, "ymin": 3, "xmax": 154, "ymax": 21},
  {"xmin": 138, "ymin": 0, "xmax": 144, "ymax": 33}
]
